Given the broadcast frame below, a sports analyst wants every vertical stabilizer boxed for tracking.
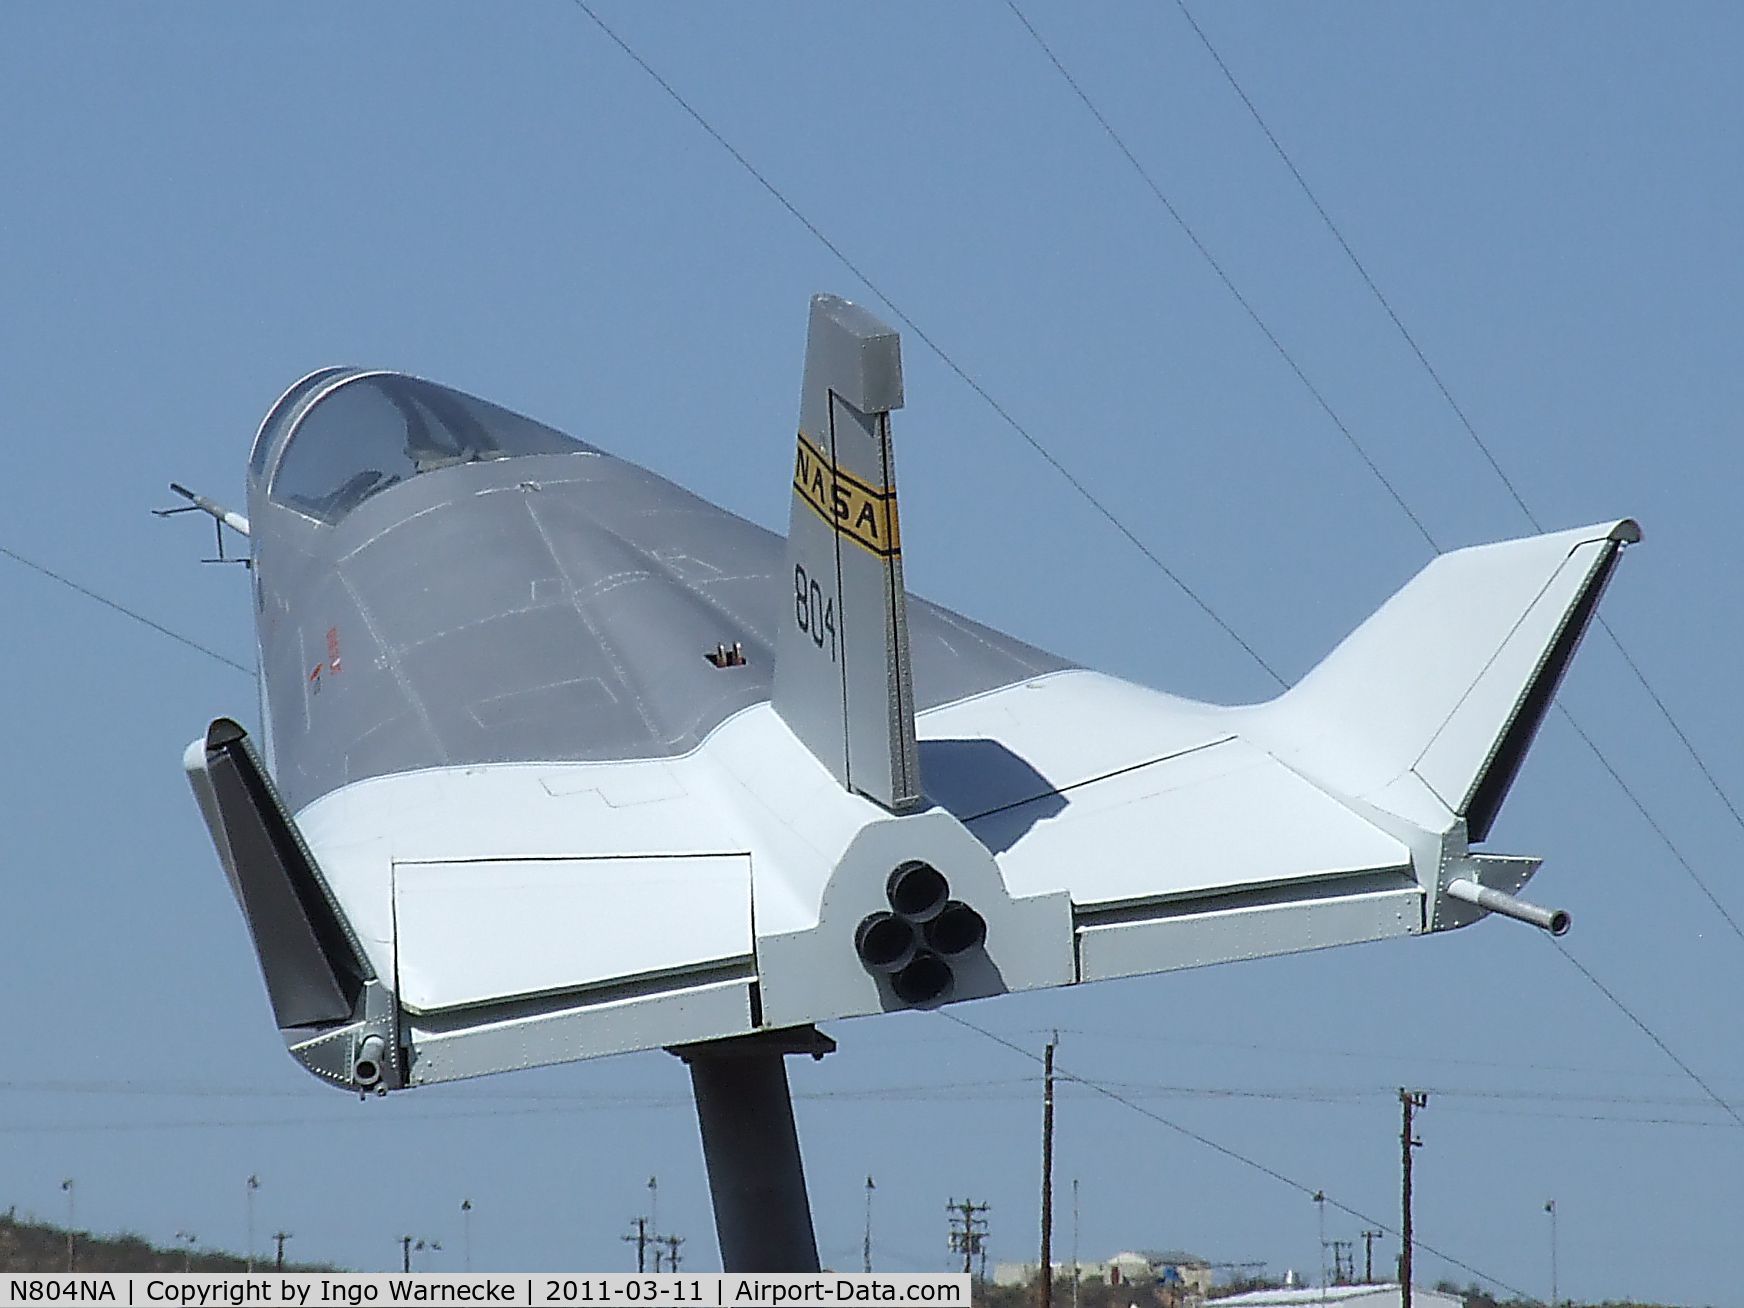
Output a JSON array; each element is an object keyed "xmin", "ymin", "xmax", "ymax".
[{"xmin": 773, "ymin": 294, "xmax": 921, "ymax": 811}]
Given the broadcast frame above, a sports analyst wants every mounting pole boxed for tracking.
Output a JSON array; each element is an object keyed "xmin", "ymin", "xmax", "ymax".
[{"xmin": 670, "ymin": 1027, "xmax": 834, "ymax": 1272}]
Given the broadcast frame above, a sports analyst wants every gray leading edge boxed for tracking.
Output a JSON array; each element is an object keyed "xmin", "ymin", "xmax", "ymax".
[{"xmin": 183, "ymin": 294, "xmax": 1637, "ymax": 1270}]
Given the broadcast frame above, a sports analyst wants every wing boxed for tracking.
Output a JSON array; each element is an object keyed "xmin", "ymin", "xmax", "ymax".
[{"xmin": 919, "ymin": 515, "xmax": 1635, "ymax": 982}]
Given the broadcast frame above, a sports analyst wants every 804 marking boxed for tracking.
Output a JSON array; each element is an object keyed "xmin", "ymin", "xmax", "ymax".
[{"xmin": 794, "ymin": 563, "xmax": 838, "ymax": 663}]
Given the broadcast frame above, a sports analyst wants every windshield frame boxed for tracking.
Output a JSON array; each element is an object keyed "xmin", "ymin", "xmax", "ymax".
[
  {"xmin": 249, "ymin": 366, "xmax": 361, "ymax": 484},
  {"xmin": 263, "ymin": 371, "xmax": 592, "ymax": 526}
]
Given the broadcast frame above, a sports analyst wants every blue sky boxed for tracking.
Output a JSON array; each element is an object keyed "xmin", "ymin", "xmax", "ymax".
[{"xmin": 1, "ymin": 2, "xmax": 1740, "ymax": 1298}]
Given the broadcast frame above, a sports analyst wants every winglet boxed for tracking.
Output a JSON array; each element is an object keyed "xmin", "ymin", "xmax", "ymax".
[
  {"xmin": 1261, "ymin": 518, "xmax": 1638, "ymax": 839},
  {"xmin": 772, "ymin": 295, "xmax": 921, "ymax": 811}
]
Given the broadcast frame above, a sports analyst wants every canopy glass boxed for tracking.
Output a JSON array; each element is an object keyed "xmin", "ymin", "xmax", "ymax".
[{"xmin": 267, "ymin": 373, "xmax": 591, "ymax": 523}]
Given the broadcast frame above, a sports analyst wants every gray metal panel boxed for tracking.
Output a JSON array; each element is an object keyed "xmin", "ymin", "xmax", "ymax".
[{"xmin": 250, "ymin": 373, "xmax": 1070, "ymax": 814}]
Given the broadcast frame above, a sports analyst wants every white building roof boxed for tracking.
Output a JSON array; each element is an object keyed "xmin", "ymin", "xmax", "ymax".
[{"xmin": 1214, "ymin": 1288, "xmax": 1460, "ymax": 1308}]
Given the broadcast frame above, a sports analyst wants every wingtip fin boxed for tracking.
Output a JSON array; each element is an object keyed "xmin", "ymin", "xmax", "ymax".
[{"xmin": 1262, "ymin": 519, "xmax": 1639, "ymax": 835}]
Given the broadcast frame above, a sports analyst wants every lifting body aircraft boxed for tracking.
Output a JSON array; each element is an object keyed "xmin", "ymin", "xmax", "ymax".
[{"xmin": 181, "ymin": 294, "xmax": 1636, "ymax": 1270}]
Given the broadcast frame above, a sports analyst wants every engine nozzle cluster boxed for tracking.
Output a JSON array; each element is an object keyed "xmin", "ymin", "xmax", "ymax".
[{"xmin": 854, "ymin": 861, "xmax": 987, "ymax": 1004}]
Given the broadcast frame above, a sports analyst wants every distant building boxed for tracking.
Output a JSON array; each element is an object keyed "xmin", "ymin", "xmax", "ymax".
[
  {"xmin": 992, "ymin": 1261, "xmax": 1105, "ymax": 1289},
  {"xmin": 1213, "ymin": 1285, "xmax": 1461, "ymax": 1308},
  {"xmin": 1108, "ymin": 1252, "xmax": 1154, "ymax": 1286},
  {"xmin": 991, "ymin": 1249, "xmax": 1217, "ymax": 1296},
  {"xmin": 1141, "ymin": 1251, "xmax": 1214, "ymax": 1298},
  {"xmin": 1099, "ymin": 1250, "xmax": 1213, "ymax": 1296}
]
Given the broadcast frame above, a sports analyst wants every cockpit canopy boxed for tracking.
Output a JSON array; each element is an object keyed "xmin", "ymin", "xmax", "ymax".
[{"xmin": 253, "ymin": 370, "xmax": 593, "ymax": 524}]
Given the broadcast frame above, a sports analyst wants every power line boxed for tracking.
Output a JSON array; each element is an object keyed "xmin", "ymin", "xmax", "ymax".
[
  {"xmin": 941, "ymin": 1010, "xmax": 1529, "ymax": 1299},
  {"xmin": 1030, "ymin": 1023, "xmax": 1724, "ymax": 1081},
  {"xmin": 1553, "ymin": 705, "xmax": 1744, "ymax": 945},
  {"xmin": 1009, "ymin": 0, "xmax": 1744, "ymax": 949},
  {"xmin": 1549, "ymin": 939, "xmax": 1744, "ymax": 1130},
  {"xmin": 1170, "ymin": 0, "xmax": 1744, "ymax": 928},
  {"xmin": 564, "ymin": 0, "xmax": 1283, "ymax": 687},
  {"xmin": 1061, "ymin": 1078, "xmax": 1744, "ymax": 1111},
  {"xmin": 1168, "ymin": 0, "xmax": 1528, "ymax": 530},
  {"xmin": 18, "ymin": 1070, "xmax": 1744, "ymax": 1114},
  {"xmin": 1001, "ymin": 2, "xmax": 1744, "ymax": 1109},
  {"xmin": 1003, "ymin": 0, "xmax": 1438, "ymax": 555},
  {"xmin": 1006, "ymin": 0, "xmax": 1744, "ymax": 949},
  {"xmin": 0, "ymin": 1074, "xmax": 1026, "ymax": 1102},
  {"xmin": 1432, "ymin": 1105, "xmax": 1735, "ymax": 1131},
  {"xmin": 569, "ymin": 0, "xmax": 1739, "ymax": 1215},
  {"xmin": 0, "ymin": 543, "xmax": 251, "ymax": 676},
  {"xmin": 1594, "ymin": 618, "xmax": 1744, "ymax": 845},
  {"xmin": 17, "ymin": 1069, "xmax": 1744, "ymax": 1112},
  {"xmin": 570, "ymin": 0, "xmax": 1744, "ymax": 970},
  {"xmin": 573, "ymin": 4, "xmax": 1734, "ymax": 943}
]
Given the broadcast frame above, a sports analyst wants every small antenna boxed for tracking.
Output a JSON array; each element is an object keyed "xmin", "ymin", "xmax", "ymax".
[{"xmin": 155, "ymin": 482, "xmax": 251, "ymax": 567}]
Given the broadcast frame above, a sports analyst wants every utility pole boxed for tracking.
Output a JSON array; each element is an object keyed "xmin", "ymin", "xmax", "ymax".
[
  {"xmin": 1041, "ymin": 1036, "xmax": 1056, "ymax": 1308},
  {"xmin": 648, "ymin": 1177, "xmax": 659, "ymax": 1241},
  {"xmin": 1400, "ymin": 1090, "xmax": 1427, "ymax": 1308},
  {"xmin": 946, "ymin": 1199, "xmax": 990, "ymax": 1278},
  {"xmin": 400, "ymin": 1237, "xmax": 439, "ymax": 1272},
  {"xmin": 1359, "ymin": 1231, "xmax": 1383, "ymax": 1284},
  {"xmin": 1547, "ymin": 1199, "xmax": 1559, "ymax": 1308},
  {"xmin": 60, "ymin": 1180, "xmax": 75, "ymax": 1273},
  {"xmin": 176, "ymin": 1232, "xmax": 197, "ymax": 1273},
  {"xmin": 1329, "ymin": 1241, "xmax": 1352, "ymax": 1286},
  {"xmin": 273, "ymin": 1232, "xmax": 292, "ymax": 1272},
  {"xmin": 863, "ymin": 1177, "xmax": 875, "ymax": 1274},
  {"xmin": 462, "ymin": 1200, "xmax": 473, "ymax": 1274},
  {"xmin": 623, "ymin": 1217, "xmax": 651, "ymax": 1273},
  {"xmin": 664, "ymin": 1235, "xmax": 684, "ymax": 1273},
  {"xmin": 246, "ymin": 1175, "xmax": 260, "ymax": 1274}
]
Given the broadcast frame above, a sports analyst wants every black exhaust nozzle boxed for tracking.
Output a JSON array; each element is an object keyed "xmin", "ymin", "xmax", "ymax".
[
  {"xmin": 855, "ymin": 911, "xmax": 918, "ymax": 973},
  {"xmin": 887, "ymin": 860, "xmax": 949, "ymax": 922},
  {"xmin": 925, "ymin": 900, "xmax": 986, "ymax": 956},
  {"xmin": 891, "ymin": 951, "xmax": 954, "ymax": 1005}
]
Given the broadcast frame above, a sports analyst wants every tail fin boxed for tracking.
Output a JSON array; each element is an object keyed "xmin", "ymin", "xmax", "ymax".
[
  {"xmin": 771, "ymin": 294, "xmax": 921, "ymax": 811},
  {"xmin": 1262, "ymin": 519, "xmax": 1640, "ymax": 838}
]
